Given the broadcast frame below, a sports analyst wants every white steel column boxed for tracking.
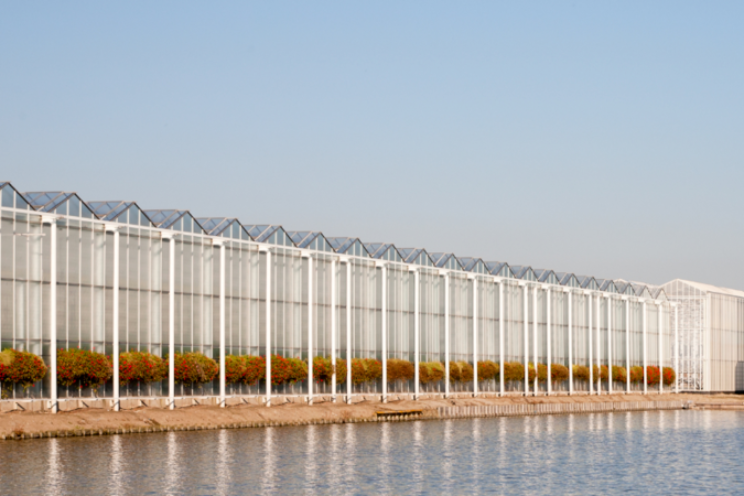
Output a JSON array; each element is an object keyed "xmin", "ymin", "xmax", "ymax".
[
  {"xmin": 588, "ymin": 292, "xmax": 593, "ymax": 395},
  {"xmin": 307, "ymin": 254, "xmax": 314, "ymax": 405},
  {"xmin": 472, "ymin": 276, "xmax": 477, "ymax": 398},
  {"xmin": 46, "ymin": 216, "xmax": 58, "ymax": 414},
  {"xmin": 547, "ymin": 287, "xmax": 552, "ymax": 395},
  {"xmin": 331, "ymin": 259, "xmax": 337, "ymax": 403},
  {"xmin": 109, "ymin": 226, "xmax": 120, "ymax": 412},
  {"xmin": 595, "ymin": 295, "xmax": 601, "ymax": 394},
  {"xmin": 567, "ymin": 290, "xmax": 573, "ymax": 395},
  {"xmin": 674, "ymin": 304, "xmax": 679, "ymax": 394},
  {"xmin": 380, "ymin": 263, "xmax": 387, "ymax": 403},
  {"xmin": 498, "ymin": 280, "xmax": 504, "ymax": 397},
  {"xmin": 625, "ymin": 298, "xmax": 630, "ymax": 394},
  {"xmin": 523, "ymin": 283, "xmax": 528, "ymax": 396},
  {"xmin": 642, "ymin": 300, "xmax": 648, "ymax": 395},
  {"xmin": 658, "ymin": 302, "xmax": 663, "ymax": 394},
  {"xmin": 265, "ymin": 249, "xmax": 272, "ymax": 407},
  {"xmin": 532, "ymin": 286, "xmax": 538, "ymax": 396},
  {"xmin": 218, "ymin": 243, "xmax": 225, "ymax": 407},
  {"xmin": 168, "ymin": 235, "xmax": 175, "ymax": 410},
  {"xmin": 444, "ymin": 271, "xmax": 450, "ymax": 398},
  {"xmin": 414, "ymin": 269, "xmax": 421, "ymax": 400},
  {"xmin": 345, "ymin": 259, "xmax": 352, "ymax": 403},
  {"xmin": 608, "ymin": 296, "xmax": 613, "ymax": 395}
]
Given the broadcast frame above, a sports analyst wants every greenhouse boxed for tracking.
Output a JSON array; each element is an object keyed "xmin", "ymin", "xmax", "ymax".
[
  {"xmin": 0, "ymin": 181, "xmax": 679, "ymax": 412},
  {"xmin": 661, "ymin": 279, "xmax": 744, "ymax": 392}
]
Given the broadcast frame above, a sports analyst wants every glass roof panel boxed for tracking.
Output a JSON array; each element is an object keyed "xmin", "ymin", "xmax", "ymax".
[{"xmin": 0, "ymin": 183, "xmax": 32, "ymax": 210}]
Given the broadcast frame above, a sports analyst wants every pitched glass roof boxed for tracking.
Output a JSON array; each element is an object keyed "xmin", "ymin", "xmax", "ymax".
[
  {"xmin": 556, "ymin": 272, "xmax": 580, "ymax": 287},
  {"xmin": 88, "ymin": 201, "xmax": 154, "ymax": 227},
  {"xmin": 197, "ymin": 218, "xmax": 250, "ymax": 240},
  {"xmin": 458, "ymin": 257, "xmax": 487, "ymax": 274},
  {"xmin": 24, "ymin": 191, "xmax": 94, "ymax": 218},
  {"xmin": 327, "ymin": 237, "xmax": 370, "ymax": 257},
  {"xmin": 0, "ymin": 182, "xmax": 31, "ymax": 210},
  {"xmin": 244, "ymin": 225, "xmax": 294, "ymax": 246},
  {"xmin": 510, "ymin": 266, "xmax": 537, "ymax": 281},
  {"xmin": 364, "ymin": 243, "xmax": 402, "ymax": 262},
  {"xmin": 398, "ymin": 248, "xmax": 434, "ymax": 266},
  {"xmin": 144, "ymin": 210, "xmax": 205, "ymax": 233},
  {"xmin": 429, "ymin": 253, "xmax": 463, "ymax": 270},
  {"xmin": 486, "ymin": 261, "xmax": 511, "ymax": 277},
  {"xmin": 3, "ymin": 180, "xmax": 665, "ymax": 294},
  {"xmin": 534, "ymin": 269, "xmax": 559, "ymax": 284},
  {"xmin": 596, "ymin": 279, "xmax": 617, "ymax": 293},
  {"xmin": 287, "ymin": 231, "xmax": 334, "ymax": 252}
]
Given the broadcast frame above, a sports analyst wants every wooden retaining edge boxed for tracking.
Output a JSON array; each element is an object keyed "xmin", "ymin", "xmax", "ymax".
[{"xmin": 437, "ymin": 401, "xmax": 687, "ymax": 420}]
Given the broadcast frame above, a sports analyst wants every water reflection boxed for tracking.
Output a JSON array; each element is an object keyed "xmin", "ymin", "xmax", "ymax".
[{"xmin": 2, "ymin": 411, "xmax": 744, "ymax": 495}]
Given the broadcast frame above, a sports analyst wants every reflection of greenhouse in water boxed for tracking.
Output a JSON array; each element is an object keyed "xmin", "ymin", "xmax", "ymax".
[{"xmin": 3, "ymin": 179, "xmax": 739, "ymax": 412}]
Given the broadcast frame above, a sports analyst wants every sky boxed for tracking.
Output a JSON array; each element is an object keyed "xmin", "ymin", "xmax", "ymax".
[{"xmin": 1, "ymin": 2, "xmax": 743, "ymax": 289}]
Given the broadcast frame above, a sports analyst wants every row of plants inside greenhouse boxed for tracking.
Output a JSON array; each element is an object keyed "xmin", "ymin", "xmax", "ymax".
[{"xmin": 0, "ymin": 347, "xmax": 676, "ymax": 397}]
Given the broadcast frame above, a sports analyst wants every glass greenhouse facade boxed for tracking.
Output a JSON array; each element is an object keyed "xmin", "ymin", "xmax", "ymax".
[
  {"xmin": 0, "ymin": 181, "xmax": 680, "ymax": 411},
  {"xmin": 662, "ymin": 279, "xmax": 744, "ymax": 392}
]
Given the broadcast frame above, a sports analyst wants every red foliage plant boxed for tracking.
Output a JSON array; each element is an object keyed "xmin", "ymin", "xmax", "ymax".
[
  {"xmin": 119, "ymin": 351, "xmax": 167, "ymax": 386},
  {"xmin": 285, "ymin": 357, "xmax": 308, "ymax": 385},
  {"xmin": 0, "ymin": 349, "xmax": 47, "ymax": 392},
  {"xmin": 57, "ymin": 348, "xmax": 112, "ymax": 391},
  {"xmin": 630, "ymin": 366, "xmax": 644, "ymax": 384},
  {"xmin": 662, "ymin": 367, "xmax": 676, "ymax": 386},
  {"xmin": 312, "ymin": 356, "xmax": 347, "ymax": 385},
  {"xmin": 169, "ymin": 352, "xmax": 218, "ymax": 386},
  {"xmin": 592, "ymin": 365, "xmax": 609, "ymax": 381},
  {"xmin": 551, "ymin": 364, "xmax": 569, "ymax": 383},
  {"xmin": 646, "ymin": 365, "xmax": 661, "ymax": 386},
  {"xmin": 351, "ymin": 358, "xmax": 382, "ymax": 385},
  {"xmin": 612, "ymin": 366, "xmax": 627, "ymax": 383}
]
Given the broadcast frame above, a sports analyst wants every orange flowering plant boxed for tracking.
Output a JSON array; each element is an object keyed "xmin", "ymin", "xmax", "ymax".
[
  {"xmin": 0, "ymin": 349, "xmax": 47, "ymax": 396},
  {"xmin": 57, "ymin": 348, "xmax": 113, "ymax": 391},
  {"xmin": 119, "ymin": 351, "xmax": 167, "ymax": 386}
]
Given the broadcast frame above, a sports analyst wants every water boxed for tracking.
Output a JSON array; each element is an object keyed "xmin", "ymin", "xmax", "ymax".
[{"xmin": 1, "ymin": 410, "xmax": 743, "ymax": 495}]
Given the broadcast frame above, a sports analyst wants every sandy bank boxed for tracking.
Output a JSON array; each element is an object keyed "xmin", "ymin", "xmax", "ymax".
[{"xmin": 1, "ymin": 393, "xmax": 741, "ymax": 441}]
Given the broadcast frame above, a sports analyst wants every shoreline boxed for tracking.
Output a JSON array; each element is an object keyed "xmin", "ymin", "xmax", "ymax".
[{"xmin": 1, "ymin": 393, "xmax": 741, "ymax": 441}]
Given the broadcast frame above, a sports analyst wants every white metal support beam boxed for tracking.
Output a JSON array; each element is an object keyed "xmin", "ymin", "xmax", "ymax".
[
  {"xmin": 588, "ymin": 292, "xmax": 593, "ymax": 395},
  {"xmin": 547, "ymin": 287, "xmax": 552, "ymax": 396},
  {"xmin": 346, "ymin": 259, "xmax": 352, "ymax": 403},
  {"xmin": 265, "ymin": 249, "xmax": 272, "ymax": 407},
  {"xmin": 414, "ymin": 269, "xmax": 421, "ymax": 399},
  {"xmin": 658, "ymin": 302, "xmax": 663, "ymax": 395},
  {"xmin": 499, "ymin": 280, "xmax": 504, "ymax": 397},
  {"xmin": 307, "ymin": 254, "xmax": 314, "ymax": 405},
  {"xmin": 625, "ymin": 298, "xmax": 630, "ymax": 394},
  {"xmin": 643, "ymin": 300, "xmax": 648, "ymax": 395},
  {"xmin": 218, "ymin": 242, "xmax": 225, "ymax": 407},
  {"xmin": 674, "ymin": 304, "xmax": 679, "ymax": 394},
  {"xmin": 608, "ymin": 295, "xmax": 613, "ymax": 395},
  {"xmin": 523, "ymin": 283, "xmax": 528, "ymax": 396},
  {"xmin": 444, "ymin": 271, "xmax": 450, "ymax": 398},
  {"xmin": 44, "ymin": 216, "xmax": 58, "ymax": 414},
  {"xmin": 472, "ymin": 276, "xmax": 477, "ymax": 398},
  {"xmin": 567, "ymin": 289, "xmax": 573, "ymax": 395},
  {"xmin": 331, "ymin": 259, "xmax": 337, "ymax": 402},
  {"xmin": 533, "ymin": 286, "xmax": 538, "ymax": 396},
  {"xmin": 106, "ymin": 225, "xmax": 120, "ymax": 412},
  {"xmin": 595, "ymin": 294, "xmax": 601, "ymax": 394},
  {"xmin": 167, "ymin": 234, "xmax": 176, "ymax": 410},
  {"xmin": 381, "ymin": 263, "xmax": 387, "ymax": 403}
]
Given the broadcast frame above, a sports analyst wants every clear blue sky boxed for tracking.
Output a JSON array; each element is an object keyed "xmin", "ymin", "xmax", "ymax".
[{"xmin": 2, "ymin": 2, "xmax": 742, "ymax": 288}]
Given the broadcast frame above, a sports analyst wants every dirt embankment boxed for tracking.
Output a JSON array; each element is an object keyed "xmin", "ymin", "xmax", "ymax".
[{"xmin": 0, "ymin": 393, "xmax": 741, "ymax": 440}]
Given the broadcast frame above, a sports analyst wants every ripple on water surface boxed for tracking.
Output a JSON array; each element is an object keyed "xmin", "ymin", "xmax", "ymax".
[{"xmin": 1, "ymin": 410, "xmax": 743, "ymax": 495}]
